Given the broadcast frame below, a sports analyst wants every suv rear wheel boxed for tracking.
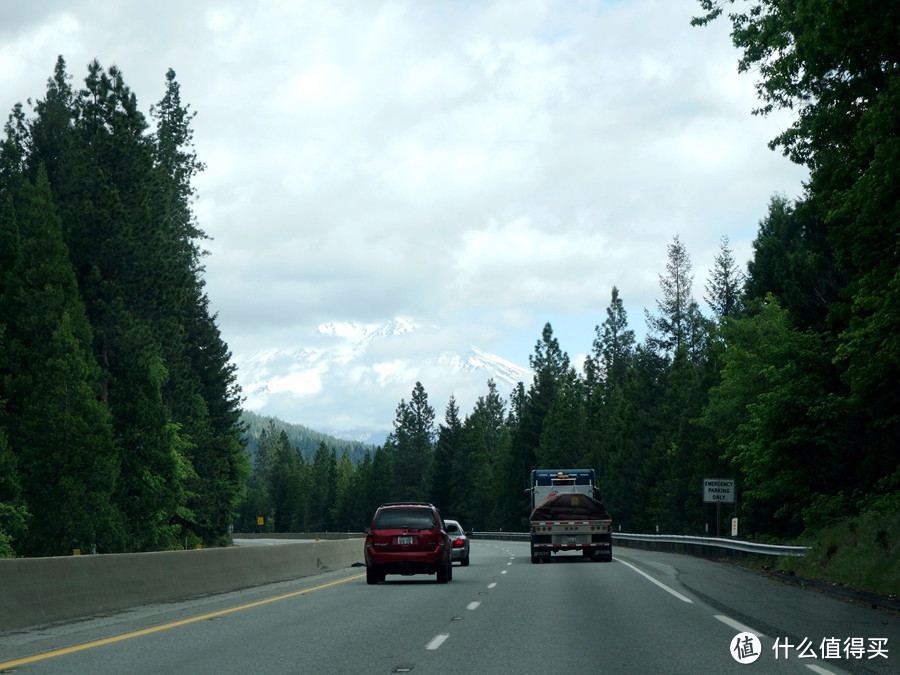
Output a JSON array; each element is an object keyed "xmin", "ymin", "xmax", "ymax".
[
  {"xmin": 366, "ymin": 566, "xmax": 384, "ymax": 585},
  {"xmin": 436, "ymin": 560, "xmax": 451, "ymax": 584}
]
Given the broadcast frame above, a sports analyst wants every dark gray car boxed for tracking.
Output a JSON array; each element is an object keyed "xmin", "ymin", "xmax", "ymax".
[{"xmin": 444, "ymin": 519, "xmax": 470, "ymax": 566}]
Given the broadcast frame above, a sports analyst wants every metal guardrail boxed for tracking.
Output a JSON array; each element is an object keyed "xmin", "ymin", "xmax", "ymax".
[
  {"xmin": 230, "ymin": 531, "xmax": 808, "ymax": 558},
  {"xmin": 613, "ymin": 532, "xmax": 807, "ymax": 557},
  {"xmin": 471, "ymin": 531, "xmax": 807, "ymax": 557}
]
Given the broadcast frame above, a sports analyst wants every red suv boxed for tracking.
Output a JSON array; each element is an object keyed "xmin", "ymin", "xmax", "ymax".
[{"xmin": 364, "ymin": 502, "xmax": 453, "ymax": 585}]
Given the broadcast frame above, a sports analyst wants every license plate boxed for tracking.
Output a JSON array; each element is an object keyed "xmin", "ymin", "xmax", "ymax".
[{"xmin": 398, "ymin": 536, "xmax": 414, "ymax": 545}]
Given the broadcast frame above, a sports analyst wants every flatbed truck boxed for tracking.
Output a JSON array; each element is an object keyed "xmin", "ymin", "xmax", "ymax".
[{"xmin": 528, "ymin": 469, "xmax": 612, "ymax": 563}]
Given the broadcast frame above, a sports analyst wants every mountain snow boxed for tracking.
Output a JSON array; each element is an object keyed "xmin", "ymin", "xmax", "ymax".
[
  {"xmin": 233, "ymin": 318, "xmax": 532, "ymax": 441},
  {"xmin": 432, "ymin": 346, "xmax": 531, "ymax": 389}
]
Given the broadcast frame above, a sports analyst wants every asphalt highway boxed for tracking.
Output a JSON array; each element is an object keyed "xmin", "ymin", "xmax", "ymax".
[{"xmin": 2, "ymin": 542, "xmax": 897, "ymax": 674}]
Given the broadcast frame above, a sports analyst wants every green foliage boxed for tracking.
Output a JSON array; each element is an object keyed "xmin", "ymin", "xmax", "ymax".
[
  {"xmin": 0, "ymin": 58, "xmax": 246, "ymax": 555},
  {"xmin": 744, "ymin": 196, "xmax": 841, "ymax": 332},
  {"xmin": 241, "ymin": 410, "xmax": 372, "ymax": 464},
  {"xmin": 456, "ymin": 380, "xmax": 509, "ymax": 530},
  {"xmin": 0, "ymin": 385, "xmax": 29, "ymax": 558},
  {"xmin": 782, "ymin": 493, "xmax": 900, "ymax": 596},
  {"xmin": 428, "ymin": 396, "xmax": 461, "ymax": 515},
  {"xmin": 388, "ymin": 382, "xmax": 435, "ymax": 502},
  {"xmin": 694, "ymin": 0, "xmax": 898, "ymax": 543},
  {"xmin": 0, "ymin": 169, "xmax": 124, "ymax": 555},
  {"xmin": 703, "ymin": 297, "xmax": 847, "ymax": 536},
  {"xmin": 705, "ymin": 235, "xmax": 744, "ymax": 320},
  {"xmin": 645, "ymin": 235, "xmax": 697, "ymax": 356}
]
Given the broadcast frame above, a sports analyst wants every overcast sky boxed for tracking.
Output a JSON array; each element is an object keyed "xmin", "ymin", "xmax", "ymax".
[{"xmin": 4, "ymin": 1, "xmax": 808, "ymax": 428}]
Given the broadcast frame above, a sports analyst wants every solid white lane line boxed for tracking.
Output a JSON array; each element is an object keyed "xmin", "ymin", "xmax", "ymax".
[
  {"xmin": 425, "ymin": 634, "xmax": 450, "ymax": 650},
  {"xmin": 616, "ymin": 558, "xmax": 693, "ymax": 603},
  {"xmin": 714, "ymin": 614, "xmax": 765, "ymax": 637},
  {"xmin": 467, "ymin": 601, "xmax": 481, "ymax": 610}
]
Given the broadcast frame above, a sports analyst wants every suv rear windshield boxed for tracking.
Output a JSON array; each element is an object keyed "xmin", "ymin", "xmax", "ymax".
[{"xmin": 374, "ymin": 508, "xmax": 437, "ymax": 529}]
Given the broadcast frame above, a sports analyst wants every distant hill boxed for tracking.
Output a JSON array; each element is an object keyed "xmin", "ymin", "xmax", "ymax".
[{"xmin": 240, "ymin": 410, "xmax": 377, "ymax": 466}]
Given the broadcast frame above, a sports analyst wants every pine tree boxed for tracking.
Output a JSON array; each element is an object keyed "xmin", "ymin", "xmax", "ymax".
[
  {"xmin": 235, "ymin": 422, "xmax": 277, "ymax": 532},
  {"xmin": 308, "ymin": 442, "xmax": 337, "ymax": 530},
  {"xmin": 1, "ymin": 57, "xmax": 248, "ymax": 550},
  {"xmin": 268, "ymin": 430, "xmax": 300, "ymax": 533},
  {"xmin": 1, "ymin": 169, "xmax": 123, "ymax": 556},
  {"xmin": 369, "ymin": 444, "xmax": 396, "ymax": 509},
  {"xmin": 744, "ymin": 196, "xmax": 840, "ymax": 332},
  {"xmin": 521, "ymin": 323, "xmax": 572, "ymax": 465},
  {"xmin": 585, "ymin": 287, "xmax": 636, "ymax": 518},
  {"xmin": 456, "ymin": 380, "xmax": 507, "ymax": 528},
  {"xmin": 331, "ymin": 454, "xmax": 362, "ymax": 530},
  {"xmin": 428, "ymin": 396, "xmax": 462, "ymax": 514},
  {"xmin": 0, "ymin": 103, "xmax": 28, "ymax": 195},
  {"xmin": 593, "ymin": 286, "xmax": 635, "ymax": 390},
  {"xmin": 0, "ymin": 322, "xmax": 29, "ymax": 557},
  {"xmin": 645, "ymin": 235, "xmax": 696, "ymax": 355},
  {"xmin": 148, "ymin": 69, "xmax": 247, "ymax": 543},
  {"xmin": 536, "ymin": 376, "xmax": 586, "ymax": 470},
  {"xmin": 705, "ymin": 235, "xmax": 744, "ymax": 320},
  {"xmin": 389, "ymin": 382, "xmax": 435, "ymax": 501}
]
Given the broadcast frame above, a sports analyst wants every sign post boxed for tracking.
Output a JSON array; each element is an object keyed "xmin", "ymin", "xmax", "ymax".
[{"xmin": 703, "ymin": 478, "xmax": 735, "ymax": 537}]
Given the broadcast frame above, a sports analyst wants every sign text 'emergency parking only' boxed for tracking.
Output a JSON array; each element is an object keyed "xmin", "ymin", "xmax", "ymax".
[{"xmin": 703, "ymin": 478, "xmax": 735, "ymax": 503}]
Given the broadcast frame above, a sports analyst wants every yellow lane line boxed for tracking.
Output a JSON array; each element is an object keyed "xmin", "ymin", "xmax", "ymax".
[{"xmin": 0, "ymin": 573, "xmax": 366, "ymax": 669}]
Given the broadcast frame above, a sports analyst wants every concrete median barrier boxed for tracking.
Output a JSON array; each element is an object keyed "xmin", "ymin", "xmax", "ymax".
[{"xmin": 0, "ymin": 538, "xmax": 363, "ymax": 632}]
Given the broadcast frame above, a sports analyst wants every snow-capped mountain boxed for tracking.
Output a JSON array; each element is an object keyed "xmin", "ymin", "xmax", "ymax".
[
  {"xmin": 233, "ymin": 318, "xmax": 532, "ymax": 441},
  {"xmin": 432, "ymin": 346, "xmax": 531, "ymax": 390}
]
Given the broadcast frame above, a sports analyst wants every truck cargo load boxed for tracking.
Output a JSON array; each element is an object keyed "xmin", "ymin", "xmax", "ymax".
[{"xmin": 529, "ymin": 492, "xmax": 609, "ymax": 522}]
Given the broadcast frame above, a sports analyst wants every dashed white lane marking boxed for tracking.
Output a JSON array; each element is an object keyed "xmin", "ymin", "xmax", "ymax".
[
  {"xmin": 501, "ymin": 570, "xmax": 508, "ymax": 575},
  {"xmin": 467, "ymin": 601, "xmax": 480, "ymax": 610},
  {"xmin": 487, "ymin": 583, "xmax": 496, "ymax": 589},
  {"xmin": 425, "ymin": 634, "xmax": 449, "ymax": 650},
  {"xmin": 804, "ymin": 665, "xmax": 839, "ymax": 674},
  {"xmin": 616, "ymin": 558, "xmax": 693, "ymax": 603},
  {"xmin": 714, "ymin": 614, "xmax": 765, "ymax": 637}
]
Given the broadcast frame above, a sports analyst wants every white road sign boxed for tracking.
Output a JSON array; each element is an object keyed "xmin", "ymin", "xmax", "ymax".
[{"xmin": 703, "ymin": 478, "xmax": 735, "ymax": 503}]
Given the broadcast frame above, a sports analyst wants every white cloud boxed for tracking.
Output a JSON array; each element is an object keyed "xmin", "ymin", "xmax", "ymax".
[{"xmin": 5, "ymin": 0, "xmax": 809, "ymax": 429}]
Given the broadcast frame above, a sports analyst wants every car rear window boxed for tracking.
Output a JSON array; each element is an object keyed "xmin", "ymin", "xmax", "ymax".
[
  {"xmin": 374, "ymin": 508, "xmax": 436, "ymax": 529},
  {"xmin": 445, "ymin": 522, "xmax": 459, "ymax": 533}
]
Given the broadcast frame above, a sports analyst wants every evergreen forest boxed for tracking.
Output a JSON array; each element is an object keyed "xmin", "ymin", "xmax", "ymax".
[
  {"xmin": 2, "ymin": 2, "xmax": 898, "ymax": 558},
  {"xmin": 0, "ymin": 58, "xmax": 247, "ymax": 556}
]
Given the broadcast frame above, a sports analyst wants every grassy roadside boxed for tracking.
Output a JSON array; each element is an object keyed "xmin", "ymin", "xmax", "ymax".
[{"xmin": 751, "ymin": 497, "xmax": 900, "ymax": 598}]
